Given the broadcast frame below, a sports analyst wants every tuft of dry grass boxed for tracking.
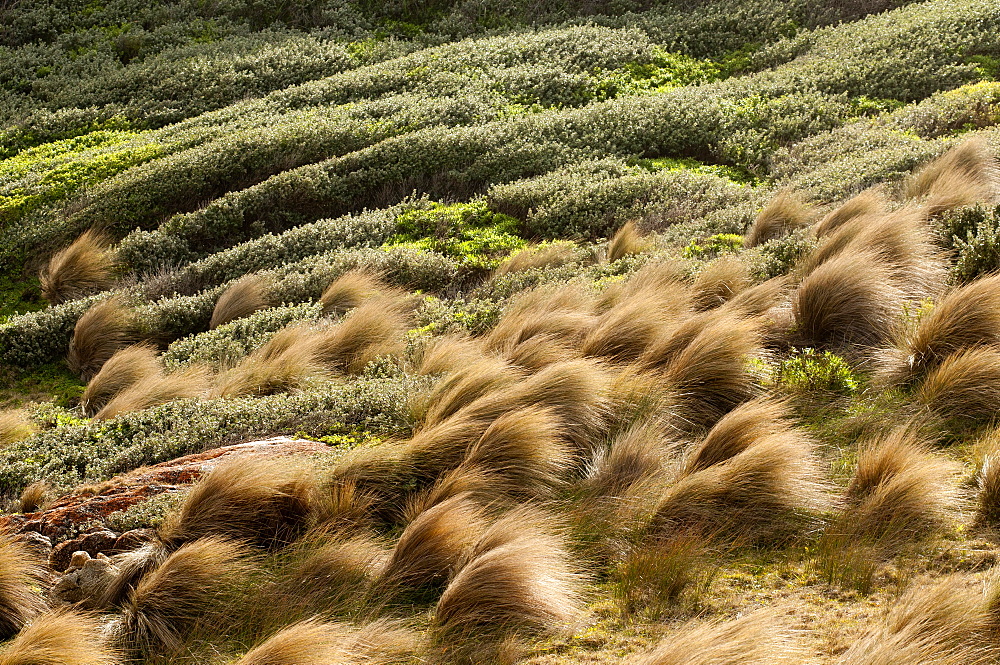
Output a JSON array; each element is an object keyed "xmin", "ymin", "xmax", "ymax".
[
  {"xmin": 607, "ymin": 220, "xmax": 649, "ymax": 262},
  {"xmin": 283, "ymin": 534, "xmax": 385, "ymax": 610},
  {"xmin": 93, "ymin": 365, "xmax": 209, "ymax": 420},
  {"xmin": 232, "ymin": 618, "xmax": 418, "ymax": 665},
  {"xmin": 311, "ymin": 295, "xmax": 411, "ymax": 373},
  {"xmin": 682, "ymin": 399, "xmax": 795, "ymax": 475},
  {"xmin": 98, "ymin": 542, "xmax": 170, "ymax": 610},
  {"xmin": 721, "ymin": 276, "xmax": 788, "ymax": 317},
  {"xmin": 0, "ymin": 532, "xmax": 46, "ymax": 641},
  {"xmin": 0, "ymin": 609, "xmax": 121, "ymax": 665},
  {"xmin": 612, "ymin": 533, "xmax": 711, "ymax": 620},
  {"xmin": 976, "ymin": 431, "xmax": 1000, "ymax": 526},
  {"xmin": 0, "ymin": 411, "xmax": 35, "ymax": 449},
  {"xmin": 914, "ymin": 347, "xmax": 1000, "ymax": 426},
  {"xmin": 581, "ymin": 286, "xmax": 690, "ymax": 364},
  {"xmin": 792, "ymin": 250, "xmax": 903, "ymax": 349},
  {"xmin": 505, "ymin": 333, "xmax": 581, "ymax": 371},
  {"xmin": 160, "ymin": 458, "xmax": 315, "ymax": 550},
  {"xmin": 651, "ymin": 435, "xmax": 831, "ymax": 544},
  {"xmin": 579, "ymin": 422, "xmax": 671, "ymax": 502},
  {"xmin": 415, "ymin": 335, "xmax": 484, "ymax": 376},
  {"xmin": 495, "ymin": 241, "xmax": 577, "ymax": 275},
  {"xmin": 17, "ymin": 481, "xmax": 50, "ymax": 514},
  {"xmin": 814, "ymin": 189, "xmax": 886, "ymax": 237},
  {"xmin": 81, "ymin": 344, "xmax": 160, "ymax": 416},
  {"xmin": 485, "ymin": 283, "xmax": 596, "ymax": 355},
  {"xmin": 320, "ymin": 270, "xmax": 391, "ymax": 316},
  {"xmin": 636, "ymin": 612, "xmax": 806, "ymax": 665},
  {"xmin": 119, "ymin": 537, "xmax": 254, "ymax": 655},
  {"xmin": 904, "ymin": 137, "xmax": 1000, "ymax": 216},
  {"xmin": 212, "ymin": 331, "xmax": 329, "ymax": 398},
  {"xmin": 210, "ymin": 274, "xmax": 270, "ymax": 329},
  {"xmin": 68, "ymin": 297, "xmax": 136, "ymax": 381},
  {"xmin": 39, "ymin": 229, "xmax": 115, "ymax": 305},
  {"xmin": 744, "ymin": 190, "xmax": 813, "ymax": 248},
  {"xmin": 419, "ymin": 355, "xmax": 519, "ymax": 427},
  {"xmin": 691, "ymin": 255, "xmax": 751, "ymax": 310}
]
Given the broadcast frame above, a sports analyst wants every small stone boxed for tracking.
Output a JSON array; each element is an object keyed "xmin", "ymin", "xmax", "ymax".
[{"xmin": 69, "ymin": 550, "xmax": 92, "ymax": 570}]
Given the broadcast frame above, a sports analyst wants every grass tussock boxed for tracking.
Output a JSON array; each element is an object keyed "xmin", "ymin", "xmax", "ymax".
[
  {"xmin": 976, "ymin": 431, "xmax": 1000, "ymax": 526},
  {"xmin": 0, "ymin": 411, "xmax": 35, "ymax": 448},
  {"xmin": 607, "ymin": 220, "xmax": 649, "ymax": 262},
  {"xmin": 0, "ymin": 533, "xmax": 46, "ymax": 641},
  {"xmin": 691, "ymin": 255, "xmax": 751, "ymax": 310},
  {"xmin": 210, "ymin": 274, "xmax": 270, "ymax": 329},
  {"xmin": 39, "ymin": 229, "xmax": 115, "ymax": 305},
  {"xmin": 283, "ymin": 534, "xmax": 385, "ymax": 609},
  {"xmin": 582, "ymin": 286, "xmax": 691, "ymax": 364},
  {"xmin": 636, "ymin": 612, "xmax": 805, "ymax": 665},
  {"xmin": 505, "ymin": 333, "xmax": 581, "ymax": 371},
  {"xmin": 814, "ymin": 189, "xmax": 886, "ymax": 237},
  {"xmin": 486, "ymin": 284, "xmax": 596, "ymax": 354},
  {"xmin": 0, "ymin": 610, "xmax": 121, "ymax": 665},
  {"xmin": 320, "ymin": 270, "xmax": 392, "ymax": 316},
  {"xmin": 744, "ymin": 190, "xmax": 812, "ymax": 248},
  {"xmin": 611, "ymin": 533, "xmax": 711, "ymax": 619},
  {"xmin": 160, "ymin": 457, "xmax": 315, "ymax": 549},
  {"xmin": 212, "ymin": 331, "xmax": 329, "ymax": 397},
  {"xmin": 495, "ymin": 241, "xmax": 577, "ymax": 275},
  {"xmin": 311, "ymin": 295, "xmax": 412, "ymax": 373},
  {"xmin": 68, "ymin": 297, "xmax": 136, "ymax": 381},
  {"xmin": 720, "ymin": 276, "xmax": 788, "ymax": 318},
  {"xmin": 792, "ymin": 250, "xmax": 903, "ymax": 349},
  {"xmin": 93, "ymin": 365, "xmax": 208, "ymax": 420},
  {"xmin": 419, "ymin": 355, "xmax": 519, "ymax": 427},
  {"xmin": 233, "ymin": 618, "xmax": 417, "ymax": 665},
  {"xmin": 81, "ymin": 344, "xmax": 161, "ymax": 416},
  {"xmin": 914, "ymin": 347, "xmax": 1000, "ymax": 427},
  {"xmin": 118, "ymin": 537, "xmax": 254, "ymax": 655},
  {"xmin": 579, "ymin": 421, "xmax": 671, "ymax": 503},
  {"xmin": 682, "ymin": 399, "xmax": 795, "ymax": 475},
  {"xmin": 415, "ymin": 335, "xmax": 484, "ymax": 376},
  {"xmin": 17, "ymin": 481, "xmax": 50, "ymax": 513},
  {"xmin": 904, "ymin": 137, "xmax": 1000, "ymax": 216}
]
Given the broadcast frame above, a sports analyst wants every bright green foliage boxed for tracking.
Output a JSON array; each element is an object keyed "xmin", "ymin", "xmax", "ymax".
[
  {"xmin": 594, "ymin": 49, "xmax": 723, "ymax": 100},
  {"xmin": 776, "ymin": 349, "xmax": 860, "ymax": 396},
  {"xmin": 634, "ymin": 156, "xmax": 755, "ymax": 185},
  {"xmin": 682, "ymin": 233, "xmax": 745, "ymax": 260},
  {"xmin": 389, "ymin": 201, "xmax": 524, "ymax": 269}
]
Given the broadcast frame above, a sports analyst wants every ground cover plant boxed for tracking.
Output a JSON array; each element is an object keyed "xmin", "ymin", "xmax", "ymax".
[{"xmin": 1, "ymin": 0, "xmax": 1000, "ymax": 663}]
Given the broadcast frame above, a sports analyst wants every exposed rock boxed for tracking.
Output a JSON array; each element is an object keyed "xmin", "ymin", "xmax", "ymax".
[
  {"xmin": 49, "ymin": 530, "xmax": 118, "ymax": 572},
  {"xmin": 50, "ymin": 552, "xmax": 119, "ymax": 608},
  {"xmin": 1, "ymin": 437, "xmax": 327, "ymax": 546}
]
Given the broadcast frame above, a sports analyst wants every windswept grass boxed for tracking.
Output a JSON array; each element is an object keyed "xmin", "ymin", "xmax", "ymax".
[{"xmin": 39, "ymin": 230, "xmax": 115, "ymax": 305}]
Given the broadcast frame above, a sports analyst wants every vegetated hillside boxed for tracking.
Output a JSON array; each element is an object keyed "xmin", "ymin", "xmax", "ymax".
[{"xmin": 1, "ymin": 0, "xmax": 1000, "ymax": 662}]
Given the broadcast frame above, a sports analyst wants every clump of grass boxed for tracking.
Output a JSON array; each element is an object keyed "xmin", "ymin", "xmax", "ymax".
[
  {"xmin": 682, "ymin": 399, "xmax": 795, "ymax": 475},
  {"xmin": 0, "ymin": 609, "xmax": 121, "ymax": 665},
  {"xmin": 159, "ymin": 457, "xmax": 315, "ymax": 550},
  {"xmin": 210, "ymin": 274, "xmax": 270, "ymax": 329},
  {"xmin": 39, "ymin": 229, "xmax": 115, "ymax": 305},
  {"xmin": 68, "ymin": 297, "xmax": 136, "ymax": 381},
  {"xmin": 0, "ymin": 532, "xmax": 46, "ymax": 641},
  {"xmin": 495, "ymin": 242, "xmax": 577, "ymax": 275},
  {"xmin": 976, "ymin": 431, "xmax": 1000, "ymax": 526},
  {"xmin": 320, "ymin": 270, "xmax": 391, "ymax": 316},
  {"xmin": 282, "ymin": 534, "xmax": 385, "ymax": 611},
  {"xmin": 691, "ymin": 255, "xmax": 751, "ymax": 310},
  {"xmin": 905, "ymin": 137, "xmax": 1000, "ymax": 217},
  {"xmin": 212, "ymin": 331, "xmax": 329, "ymax": 397},
  {"xmin": 17, "ymin": 481, "xmax": 50, "ymax": 513},
  {"xmin": 233, "ymin": 620, "xmax": 348, "ymax": 665},
  {"xmin": 312, "ymin": 295, "xmax": 411, "ymax": 373},
  {"xmin": 582, "ymin": 287, "xmax": 691, "ymax": 364},
  {"xmin": 744, "ymin": 191, "xmax": 812, "ymax": 248},
  {"xmin": 636, "ymin": 612, "xmax": 805, "ymax": 665},
  {"xmin": 611, "ymin": 534, "xmax": 711, "ymax": 620},
  {"xmin": 721, "ymin": 276, "xmax": 788, "ymax": 317},
  {"xmin": 814, "ymin": 189, "xmax": 886, "ymax": 237},
  {"xmin": 914, "ymin": 347, "xmax": 1000, "ymax": 427},
  {"xmin": 607, "ymin": 220, "xmax": 649, "ymax": 262},
  {"xmin": 0, "ymin": 411, "xmax": 35, "ymax": 448},
  {"xmin": 81, "ymin": 344, "xmax": 161, "ymax": 416},
  {"xmin": 93, "ymin": 365, "xmax": 208, "ymax": 419},
  {"xmin": 419, "ymin": 355, "xmax": 519, "ymax": 427},
  {"xmin": 415, "ymin": 335, "xmax": 484, "ymax": 376}
]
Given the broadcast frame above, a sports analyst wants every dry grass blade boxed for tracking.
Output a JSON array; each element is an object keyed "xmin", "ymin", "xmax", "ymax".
[
  {"xmin": 420, "ymin": 355, "xmax": 519, "ymax": 427},
  {"xmin": 210, "ymin": 274, "xmax": 270, "ymax": 329},
  {"xmin": 159, "ymin": 457, "xmax": 315, "ymax": 549},
  {"xmin": 495, "ymin": 241, "xmax": 577, "ymax": 275},
  {"xmin": 915, "ymin": 347, "xmax": 1000, "ymax": 426},
  {"xmin": 720, "ymin": 276, "xmax": 788, "ymax": 317},
  {"xmin": 683, "ymin": 399, "xmax": 794, "ymax": 475},
  {"xmin": 607, "ymin": 220, "xmax": 649, "ymax": 262},
  {"xmin": 744, "ymin": 190, "xmax": 812, "ymax": 248},
  {"xmin": 320, "ymin": 270, "xmax": 391, "ymax": 316},
  {"xmin": 212, "ymin": 334, "xmax": 328, "ymax": 397},
  {"xmin": 17, "ymin": 481, "xmax": 50, "ymax": 513},
  {"xmin": 81, "ymin": 344, "xmax": 160, "ymax": 416},
  {"xmin": 0, "ymin": 609, "xmax": 121, "ymax": 665},
  {"xmin": 312, "ymin": 295, "xmax": 411, "ymax": 373},
  {"xmin": 636, "ymin": 612, "xmax": 805, "ymax": 665},
  {"xmin": 0, "ymin": 411, "xmax": 35, "ymax": 448},
  {"xmin": 691, "ymin": 255, "xmax": 751, "ymax": 310},
  {"xmin": 39, "ymin": 229, "xmax": 115, "ymax": 305},
  {"xmin": 0, "ymin": 533, "xmax": 46, "ymax": 640},
  {"xmin": 814, "ymin": 189, "xmax": 886, "ymax": 237},
  {"xmin": 119, "ymin": 537, "xmax": 254, "ymax": 655},
  {"xmin": 905, "ymin": 137, "xmax": 1000, "ymax": 216},
  {"xmin": 93, "ymin": 365, "xmax": 209, "ymax": 419},
  {"xmin": 68, "ymin": 297, "xmax": 135, "ymax": 381}
]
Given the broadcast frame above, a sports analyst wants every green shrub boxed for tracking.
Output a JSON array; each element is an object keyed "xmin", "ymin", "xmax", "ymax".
[
  {"xmin": 940, "ymin": 204, "xmax": 1000, "ymax": 283},
  {"xmin": 682, "ymin": 233, "xmax": 744, "ymax": 260},
  {"xmin": 776, "ymin": 348, "xmax": 861, "ymax": 395}
]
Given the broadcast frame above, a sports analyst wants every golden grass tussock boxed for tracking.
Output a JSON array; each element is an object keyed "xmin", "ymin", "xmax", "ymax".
[
  {"xmin": 0, "ymin": 533, "xmax": 46, "ymax": 641},
  {"xmin": 17, "ymin": 481, "xmax": 50, "ymax": 513},
  {"xmin": 68, "ymin": 297, "xmax": 136, "ymax": 381},
  {"xmin": 975, "ymin": 431, "xmax": 1000, "ymax": 526},
  {"xmin": 581, "ymin": 286, "xmax": 691, "ymax": 363},
  {"xmin": 415, "ymin": 334, "xmax": 484, "ymax": 376},
  {"xmin": 0, "ymin": 411, "xmax": 35, "ymax": 448},
  {"xmin": 212, "ymin": 334, "xmax": 329, "ymax": 398},
  {"xmin": 495, "ymin": 241, "xmax": 577, "ymax": 275},
  {"xmin": 119, "ymin": 537, "xmax": 254, "ymax": 655},
  {"xmin": 636, "ymin": 612, "xmax": 806, "ymax": 665},
  {"xmin": 433, "ymin": 515, "xmax": 583, "ymax": 639},
  {"xmin": 682, "ymin": 399, "xmax": 795, "ymax": 475},
  {"xmin": 485, "ymin": 283, "xmax": 597, "ymax": 354},
  {"xmin": 283, "ymin": 534, "xmax": 385, "ymax": 608},
  {"xmin": 380, "ymin": 493, "xmax": 486, "ymax": 590},
  {"xmin": 316, "ymin": 444, "xmax": 413, "ymax": 523},
  {"xmin": 579, "ymin": 422, "xmax": 672, "ymax": 501},
  {"xmin": 504, "ymin": 333, "xmax": 581, "ymax": 371},
  {"xmin": 401, "ymin": 466, "xmax": 496, "ymax": 522},
  {"xmin": 884, "ymin": 275, "xmax": 1000, "ymax": 383},
  {"xmin": 792, "ymin": 250, "xmax": 904, "ymax": 349},
  {"xmin": 311, "ymin": 295, "xmax": 411, "ymax": 373},
  {"xmin": 651, "ymin": 435, "xmax": 831, "ymax": 544},
  {"xmin": 744, "ymin": 190, "xmax": 813, "ymax": 248},
  {"xmin": 914, "ymin": 347, "xmax": 1000, "ymax": 426},
  {"xmin": 691, "ymin": 255, "xmax": 751, "ymax": 310},
  {"xmin": 93, "ymin": 365, "xmax": 209, "ymax": 420},
  {"xmin": 419, "ymin": 355, "xmax": 520, "ymax": 427},
  {"xmin": 837, "ymin": 427, "xmax": 956, "ymax": 545},
  {"xmin": 80, "ymin": 344, "xmax": 160, "ymax": 416},
  {"xmin": 320, "ymin": 269, "xmax": 391, "ymax": 316},
  {"xmin": 814, "ymin": 188, "xmax": 887, "ymax": 237},
  {"xmin": 98, "ymin": 542, "xmax": 170, "ymax": 610},
  {"xmin": 720, "ymin": 275, "xmax": 789, "ymax": 318},
  {"xmin": 905, "ymin": 137, "xmax": 1000, "ymax": 216},
  {"xmin": 233, "ymin": 619, "xmax": 419, "ymax": 665},
  {"xmin": 607, "ymin": 220, "xmax": 649, "ymax": 262},
  {"xmin": 838, "ymin": 575, "xmax": 996, "ymax": 665},
  {"xmin": 0, "ymin": 610, "xmax": 121, "ymax": 665},
  {"xmin": 210, "ymin": 274, "xmax": 270, "ymax": 329},
  {"xmin": 160, "ymin": 457, "xmax": 315, "ymax": 550},
  {"xmin": 39, "ymin": 229, "xmax": 115, "ymax": 305}
]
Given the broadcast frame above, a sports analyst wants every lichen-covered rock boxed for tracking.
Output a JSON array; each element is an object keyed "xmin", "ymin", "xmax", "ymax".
[{"xmin": 50, "ymin": 551, "xmax": 119, "ymax": 608}]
